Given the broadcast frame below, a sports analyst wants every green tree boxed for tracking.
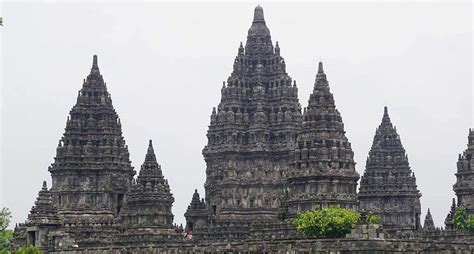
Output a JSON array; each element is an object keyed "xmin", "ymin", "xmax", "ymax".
[
  {"xmin": 292, "ymin": 206, "xmax": 360, "ymax": 238},
  {"xmin": 366, "ymin": 212, "xmax": 381, "ymax": 224},
  {"xmin": 0, "ymin": 208, "xmax": 13, "ymax": 253},
  {"xmin": 15, "ymin": 246, "xmax": 42, "ymax": 254},
  {"xmin": 453, "ymin": 207, "xmax": 474, "ymax": 234}
]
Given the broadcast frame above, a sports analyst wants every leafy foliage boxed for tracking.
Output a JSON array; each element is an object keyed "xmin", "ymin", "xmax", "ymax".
[
  {"xmin": 0, "ymin": 230, "xmax": 12, "ymax": 252},
  {"xmin": 292, "ymin": 206, "xmax": 360, "ymax": 238},
  {"xmin": 15, "ymin": 246, "xmax": 42, "ymax": 254},
  {"xmin": 453, "ymin": 207, "xmax": 474, "ymax": 234},
  {"xmin": 366, "ymin": 212, "xmax": 381, "ymax": 224},
  {"xmin": 0, "ymin": 208, "xmax": 11, "ymax": 232},
  {"xmin": 0, "ymin": 208, "xmax": 12, "ymax": 253}
]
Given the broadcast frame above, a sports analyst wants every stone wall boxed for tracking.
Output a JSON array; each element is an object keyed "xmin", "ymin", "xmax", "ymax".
[{"xmin": 50, "ymin": 238, "xmax": 474, "ymax": 254}]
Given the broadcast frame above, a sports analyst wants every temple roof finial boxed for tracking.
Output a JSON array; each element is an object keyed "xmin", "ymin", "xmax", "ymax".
[
  {"xmin": 143, "ymin": 139, "xmax": 157, "ymax": 165},
  {"xmin": 147, "ymin": 139, "xmax": 155, "ymax": 156},
  {"xmin": 382, "ymin": 106, "xmax": 392, "ymax": 125},
  {"xmin": 42, "ymin": 181, "xmax": 47, "ymax": 190},
  {"xmin": 93, "ymin": 55, "xmax": 98, "ymax": 67},
  {"xmin": 253, "ymin": 5, "xmax": 265, "ymax": 23},
  {"xmin": 90, "ymin": 55, "xmax": 100, "ymax": 75},
  {"xmin": 318, "ymin": 61, "xmax": 324, "ymax": 74},
  {"xmin": 314, "ymin": 61, "xmax": 328, "ymax": 87}
]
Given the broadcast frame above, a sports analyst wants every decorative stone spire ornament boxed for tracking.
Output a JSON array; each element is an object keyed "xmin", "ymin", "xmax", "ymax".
[
  {"xmin": 359, "ymin": 106, "xmax": 422, "ymax": 233},
  {"xmin": 245, "ymin": 5, "xmax": 273, "ymax": 56},
  {"xmin": 423, "ymin": 209, "xmax": 435, "ymax": 231}
]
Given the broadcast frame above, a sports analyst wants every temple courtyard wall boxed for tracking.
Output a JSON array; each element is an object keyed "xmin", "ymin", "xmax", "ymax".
[{"xmin": 50, "ymin": 238, "xmax": 473, "ymax": 254}]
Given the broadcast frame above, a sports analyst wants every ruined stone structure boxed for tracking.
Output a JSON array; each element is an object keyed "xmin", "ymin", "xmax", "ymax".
[
  {"xmin": 11, "ymin": 5, "xmax": 474, "ymax": 253},
  {"xmin": 358, "ymin": 107, "xmax": 422, "ymax": 233}
]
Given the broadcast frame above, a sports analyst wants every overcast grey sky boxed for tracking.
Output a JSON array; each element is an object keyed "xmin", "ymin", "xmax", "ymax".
[{"xmin": 1, "ymin": 1, "xmax": 472, "ymax": 228}]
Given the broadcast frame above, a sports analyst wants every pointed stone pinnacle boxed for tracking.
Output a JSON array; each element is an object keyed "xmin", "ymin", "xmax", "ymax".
[
  {"xmin": 42, "ymin": 181, "xmax": 47, "ymax": 190},
  {"xmin": 318, "ymin": 62, "xmax": 324, "ymax": 74},
  {"xmin": 90, "ymin": 55, "xmax": 100, "ymax": 76},
  {"xmin": 382, "ymin": 106, "xmax": 392, "ymax": 125},
  {"xmin": 315, "ymin": 62, "xmax": 328, "ymax": 86},
  {"xmin": 253, "ymin": 5, "xmax": 265, "ymax": 23},
  {"xmin": 93, "ymin": 55, "xmax": 98, "ymax": 68},
  {"xmin": 147, "ymin": 139, "xmax": 155, "ymax": 155}
]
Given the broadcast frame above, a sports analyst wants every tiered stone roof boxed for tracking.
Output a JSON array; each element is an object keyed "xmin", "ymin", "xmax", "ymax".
[
  {"xmin": 119, "ymin": 140, "xmax": 174, "ymax": 230},
  {"xmin": 359, "ymin": 107, "xmax": 421, "ymax": 232},
  {"xmin": 27, "ymin": 181, "xmax": 60, "ymax": 226},
  {"xmin": 202, "ymin": 5, "xmax": 302, "ymax": 222},
  {"xmin": 287, "ymin": 62, "xmax": 359, "ymax": 215},
  {"xmin": 49, "ymin": 55, "xmax": 135, "ymax": 218}
]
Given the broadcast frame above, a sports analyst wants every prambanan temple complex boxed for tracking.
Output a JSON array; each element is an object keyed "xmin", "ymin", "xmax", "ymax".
[{"xmin": 11, "ymin": 6, "xmax": 474, "ymax": 253}]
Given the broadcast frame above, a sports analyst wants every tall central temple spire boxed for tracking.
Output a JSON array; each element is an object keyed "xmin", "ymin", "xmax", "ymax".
[{"xmin": 198, "ymin": 5, "xmax": 302, "ymax": 226}]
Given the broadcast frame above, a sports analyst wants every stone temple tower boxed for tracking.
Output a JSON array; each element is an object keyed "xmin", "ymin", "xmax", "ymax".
[
  {"xmin": 423, "ymin": 208, "xmax": 435, "ymax": 231},
  {"xmin": 202, "ymin": 5, "xmax": 302, "ymax": 222},
  {"xmin": 453, "ymin": 129, "xmax": 474, "ymax": 213},
  {"xmin": 12, "ymin": 181, "xmax": 61, "ymax": 251},
  {"xmin": 358, "ymin": 107, "xmax": 422, "ymax": 233},
  {"xmin": 117, "ymin": 140, "xmax": 176, "ymax": 244},
  {"xmin": 287, "ymin": 62, "xmax": 359, "ymax": 216},
  {"xmin": 48, "ymin": 55, "xmax": 136, "ymax": 243}
]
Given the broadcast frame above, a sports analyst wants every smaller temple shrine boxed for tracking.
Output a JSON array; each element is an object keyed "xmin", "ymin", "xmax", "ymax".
[{"xmin": 358, "ymin": 107, "xmax": 422, "ymax": 233}]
